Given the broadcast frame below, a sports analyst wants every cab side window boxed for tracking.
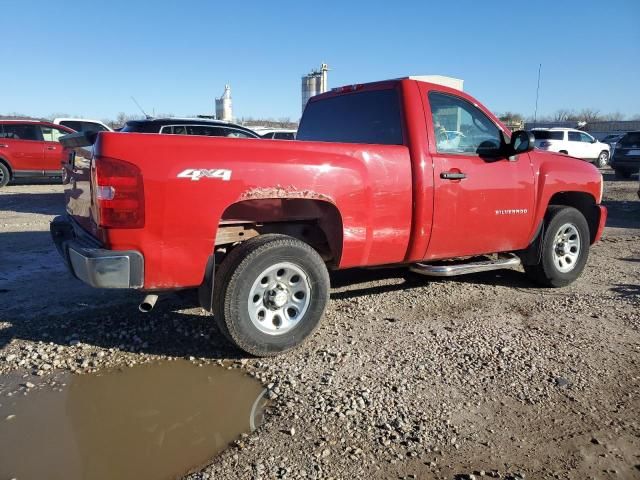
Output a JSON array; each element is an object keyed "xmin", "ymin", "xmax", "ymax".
[
  {"xmin": 81, "ymin": 122, "xmax": 108, "ymax": 133},
  {"xmin": 60, "ymin": 121, "xmax": 82, "ymax": 132},
  {"xmin": 428, "ymin": 92, "xmax": 502, "ymax": 156}
]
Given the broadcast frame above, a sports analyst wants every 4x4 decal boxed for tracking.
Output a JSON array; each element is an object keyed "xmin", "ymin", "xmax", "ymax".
[{"xmin": 177, "ymin": 168, "xmax": 232, "ymax": 181}]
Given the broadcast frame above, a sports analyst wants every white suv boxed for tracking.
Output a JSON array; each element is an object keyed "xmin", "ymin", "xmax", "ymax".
[{"xmin": 532, "ymin": 128, "xmax": 610, "ymax": 168}]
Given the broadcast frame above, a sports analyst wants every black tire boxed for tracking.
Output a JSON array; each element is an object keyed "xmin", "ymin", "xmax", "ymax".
[
  {"xmin": 596, "ymin": 151, "xmax": 609, "ymax": 168},
  {"xmin": 614, "ymin": 169, "xmax": 632, "ymax": 179},
  {"xmin": 213, "ymin": 234, "xmax": 330, "ymax": 356},
  {"xmin": 524, "ymin": 206, "xmax": 590, "ymax": 288},
  {"xmin": 0, "ymin": 163, "xmax": 10, "ymax": 187}
]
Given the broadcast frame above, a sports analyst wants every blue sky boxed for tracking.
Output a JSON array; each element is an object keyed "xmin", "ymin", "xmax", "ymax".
[{"xmin": 1, "ymin": 0, "xmax": 638, "ymax": 122}]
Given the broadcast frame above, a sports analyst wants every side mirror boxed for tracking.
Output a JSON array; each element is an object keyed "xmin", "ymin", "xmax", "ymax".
[
  {"xmin": 591, "ymin": 138, "xmax": 597, "ymax": 143},
  {"xmin": 509, "ymin": 130, "xmax": 535, "ymax": 157}
]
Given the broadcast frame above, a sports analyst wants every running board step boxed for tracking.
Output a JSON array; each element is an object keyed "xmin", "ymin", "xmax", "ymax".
[{"xmin": 410, "ymin": 254, "xmax": 521, "ymax": 277}]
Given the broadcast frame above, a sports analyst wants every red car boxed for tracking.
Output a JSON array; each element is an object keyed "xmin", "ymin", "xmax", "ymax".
[
  {"xmin": 0, "ymin": 120, "xmax": 74, "ymax": 187},
  {"xmin": 52, "ymin": 77, "xmax": 606, "ymax": 356}
]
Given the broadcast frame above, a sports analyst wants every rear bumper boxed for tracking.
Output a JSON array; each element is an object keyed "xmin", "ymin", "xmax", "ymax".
[
  {"xmin": 50, "ymin": 215, "xmax": 144, "ymax": 289},
  {"xmin": 593, "ymin": 205, "xmax": 607, "ymax": 244}
]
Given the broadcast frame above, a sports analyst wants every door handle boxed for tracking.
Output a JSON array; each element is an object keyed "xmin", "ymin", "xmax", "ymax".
[
  {"xmin": 0, "ymin": 144, "xmax": 8, "ymax": 148},
  {"xmin": 47, "ymin": 146, "xmax": 57, "ymax": 150},
  {"xmin": 440, "ymin": 171, "xmax": 467, "ymax": 180}
]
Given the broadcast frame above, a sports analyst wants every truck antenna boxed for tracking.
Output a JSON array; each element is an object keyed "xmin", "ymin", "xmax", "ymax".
[
  {"xmin": 533, "ymin": 63, "xmax": 542, "ymax": 127},
  {"xmin": 131, "ymin": 96, "xmax": 152, "ymax": 119}
]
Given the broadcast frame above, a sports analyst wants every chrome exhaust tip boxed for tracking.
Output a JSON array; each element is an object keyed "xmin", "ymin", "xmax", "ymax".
[{"xmin": 139, "ymin": 294, "xmax": 158, "ymax": 313}]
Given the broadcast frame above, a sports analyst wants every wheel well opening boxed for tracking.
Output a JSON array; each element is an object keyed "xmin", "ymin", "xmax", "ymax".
[
  {"xmin": 0, "ymin": 157, "xmax": 12, "ymax": 177},
  {"xmin": 548, "ymin": 191, "xmax": 599, "ymax": 243},
  {"xmin": 217, "ymin": 199, "xmax": 343, "ymax": 266}
]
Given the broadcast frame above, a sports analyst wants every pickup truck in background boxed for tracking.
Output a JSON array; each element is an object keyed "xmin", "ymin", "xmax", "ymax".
[{"xmin": 52, "ymin": 77, "xmax": 607, "ymax": 356}]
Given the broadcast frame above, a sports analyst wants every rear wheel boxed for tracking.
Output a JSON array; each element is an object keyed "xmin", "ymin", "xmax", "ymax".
[
  {"xmin": 524, "ymin": 206, "xmax": 590, "ymax": 287},
  {"xmin": 0, "ymin": 163, "xmax": 10, "ymax": 187},
  {"xmin": 213, "ymin": 234, "xmax": 330, "ymax": 356},
  {"xmin": 614, "ymin": 169, "xmax": 632, "ymax": 179},
  {"xmin": 596, "ymin": 151, "xmax": 609, "ymax": 168}
]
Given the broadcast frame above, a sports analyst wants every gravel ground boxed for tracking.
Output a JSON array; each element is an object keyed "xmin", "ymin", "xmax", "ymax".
[{"xmin": 1, "ymin": 170, "xmax": 639, "ymax": 479}]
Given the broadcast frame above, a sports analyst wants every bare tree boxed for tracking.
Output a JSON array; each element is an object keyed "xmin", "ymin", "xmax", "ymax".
[
  {"xmin": 109, "ymin": 112, "xmax": 144, "ymax": 129},
  {"xmin": 0, "ymin": 112, "xmax": 42, "ymax": 120},
  {"xmin": 498, "ymin": 112, "xmax": 523, "ymax": 123},
  {"xmin": 237, "ymin": 116, "xmax": 298, "ymax": 129},
  {"xmin": 576, "ymin": 109, "xmax": 601, "ymax": 123},
  {"xmin": 601, "ymin": 112, "xmax": 625, "ymax": 121},
  {"xmin": 553, "ymin": 109, "xmax": 573, "ymax": 121}
]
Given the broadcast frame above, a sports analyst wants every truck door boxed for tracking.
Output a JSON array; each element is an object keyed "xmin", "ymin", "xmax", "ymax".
[{"xmin": 423, "ymin": 91, "xmax": 535, "ymax": 260}]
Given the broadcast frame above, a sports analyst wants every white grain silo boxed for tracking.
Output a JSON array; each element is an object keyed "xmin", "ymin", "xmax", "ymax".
[
  {"xmin": 215, "ymin": 84, "xmax": 233, "ymax": 122},
  {"xmin": 301, "ymin": 64, "xmax": 328, "ymax": 114}
]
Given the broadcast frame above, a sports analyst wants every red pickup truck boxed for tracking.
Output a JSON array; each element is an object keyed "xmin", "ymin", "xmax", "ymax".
[{"xmin": 52, "ymin": 77, "xmax": 606, "ymax": 356}]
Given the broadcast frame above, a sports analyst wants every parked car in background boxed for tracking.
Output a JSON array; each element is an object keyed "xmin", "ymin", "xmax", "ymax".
[
  {"xmin": 120, "ymin": 118, "xmax": 260, "ymax": 138},
  {"xmin": 532, "ymin": 128, "xmax": 610, "ymax": 168},
  {"xmin": 0, "ymin": 120, "xmax": 73, "ymax": 187},
  {"xmin": 53, "ymin": 118, "xmax": 112, "ymax": 133},
  {"xmin": 601, "ymin": 133, "xmax": 625, "ymax": 146},
  {"xmin": 601, "ymin": 133, "xmax": 626, "ymax": 159},
  {"xmin": 610, "ymin": 131, "xmax": 640, "ymax": 179},
  {"xmin": 259, "ymin": 129, "xmax": 297, "ymax": 140}
]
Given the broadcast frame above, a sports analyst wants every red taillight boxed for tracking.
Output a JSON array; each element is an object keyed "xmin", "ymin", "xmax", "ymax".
[{"xmin": 92, "ymin": 156, "xmax": 144, "ymax": 228}]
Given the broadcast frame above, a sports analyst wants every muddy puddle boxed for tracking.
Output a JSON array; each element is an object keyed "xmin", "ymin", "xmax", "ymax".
[{"xmin": 0, "ymin": 360, "xmax": 266, "ymax": 479}]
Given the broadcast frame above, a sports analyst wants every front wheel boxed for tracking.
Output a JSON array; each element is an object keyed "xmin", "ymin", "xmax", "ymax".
[
  {"xmin": 596, "ymin": 151, "xmax": 609, "ymax": 168},
  {"xmin": 213, "ymin": 234, "xmax": 330, "ymax": 356},
  {"xmin": 524, "ymin": 206, "xmax": 590, "ymax": 287}
]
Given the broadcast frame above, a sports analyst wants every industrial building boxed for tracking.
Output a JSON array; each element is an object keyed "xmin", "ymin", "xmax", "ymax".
[
  {"xmin": 301, "ymin": 64, "xmax": 329, "ymax": 114},
  {"xmin": 215, "ymin": 85, "xmax": 233, "ymax": 122}
]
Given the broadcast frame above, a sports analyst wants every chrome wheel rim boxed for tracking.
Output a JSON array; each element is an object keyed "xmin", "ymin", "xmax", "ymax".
[
  {"xmin": 598, "ymin": 152, "xmax": 608, "ymax": 167},
  {"xmin": 0, "ymin": 168, "xmax": 4, "ymax": 184},
  {"xmin": 247, "ymin": 262, "xmax": 311, "ymax": 336},
  {"xmin": 552, "ymin": 223, "xmax": 581, "ymax": 273}
]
